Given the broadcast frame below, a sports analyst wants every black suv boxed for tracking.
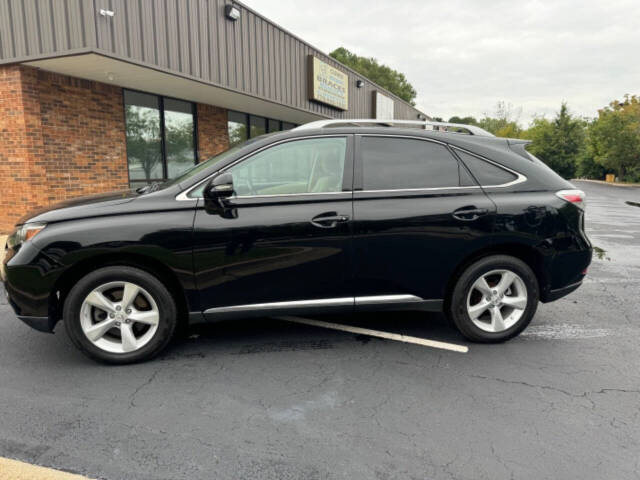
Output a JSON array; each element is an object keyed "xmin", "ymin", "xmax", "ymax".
[{"xmin": 2, "ymin": 121, "xmax": 592, "ymax": 363}]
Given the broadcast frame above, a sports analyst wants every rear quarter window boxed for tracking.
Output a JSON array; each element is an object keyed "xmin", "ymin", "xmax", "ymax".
[
  {"xmin": 361, "ymin": 137, "xmax": 461, "ymax": 190},
  {"xmin": 455, "ymin": 150, "xmax": 518, "ymax": 186}
]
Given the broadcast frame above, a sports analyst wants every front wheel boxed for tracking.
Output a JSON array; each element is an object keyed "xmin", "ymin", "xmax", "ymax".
[
  {"xmin": 448, "ymin": 255, "xmax": 539, "ymax": 342},
  {"xmin": 64, "ymin": 266, "xmax": 177, "ymax": 364}
]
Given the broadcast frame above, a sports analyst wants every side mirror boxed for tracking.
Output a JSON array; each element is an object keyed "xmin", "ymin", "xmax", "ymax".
[
  {"xmin": 203, "ymin": 173, "xmax": 237, "ymax": 217},
  {"xmin": 204, "ymin": 173, "xmax": 234, "ymax": 201}
]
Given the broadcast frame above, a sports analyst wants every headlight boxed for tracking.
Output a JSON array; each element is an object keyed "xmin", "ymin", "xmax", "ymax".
[{"xmin": 7, "ymin": 222, "xmax": 46, "ymax": 248}]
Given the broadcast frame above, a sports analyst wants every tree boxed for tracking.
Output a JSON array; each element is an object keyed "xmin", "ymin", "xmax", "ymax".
[
  {"xmin": 477, "ymin": 101, "xmax": 523, "ymax": 137},
  {"xmin": 586, "ymin": 95, "xmax": 640, "ymax": 181},
  {"xmin": 523, "ymin": 103, "xmax": 586, "ymax": 179},
  {"xmin": 124, "ymin": 106, "xmax": 163, "ymax": 183},
  {"xmin": 448, "ymin": 116, "xmax": 479, "ymax": 125},
  {"xmin": 329, "ymin": 47, "xmax": 417, "ymax": 105}
]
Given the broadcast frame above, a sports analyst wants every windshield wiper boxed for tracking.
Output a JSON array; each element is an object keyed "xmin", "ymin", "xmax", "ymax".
[{"xmin": 136, "ymin": 181, "xmax": 162, "ymax": 194}]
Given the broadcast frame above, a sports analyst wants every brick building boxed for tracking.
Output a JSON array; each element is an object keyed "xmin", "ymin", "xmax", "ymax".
[{"xmin": 0, "ymin": 0, "xmax": 426, "ymax": 232}]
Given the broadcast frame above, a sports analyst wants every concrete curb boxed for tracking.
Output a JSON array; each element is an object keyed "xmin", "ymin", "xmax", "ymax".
[
  {"xmin": 0, "ymin": 457, "xmax": 92, "ymax": 480},
  {"xmin": 573, "ymin": 179, "xmax": 640, "ymax": 188}
]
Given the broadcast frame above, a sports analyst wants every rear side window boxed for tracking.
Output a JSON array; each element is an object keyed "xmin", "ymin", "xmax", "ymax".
[
  {"xmin": 456, "ymin": 150, "xmax": 518, "ymax": 186},
  {"xmin": 361, "ymin": 137, "xmax": 460, "ymax": 190}
]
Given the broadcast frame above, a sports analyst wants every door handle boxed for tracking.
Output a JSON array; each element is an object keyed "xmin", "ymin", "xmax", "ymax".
[
  {"xmin": 311, "ymin": 212, "xmax": 350, "ymax": 228},
  {"xmin": 452, "ymin": 206, "xmax": 489, "ymax": 221}
]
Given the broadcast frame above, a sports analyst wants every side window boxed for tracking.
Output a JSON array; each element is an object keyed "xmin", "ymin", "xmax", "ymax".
[
  {"xmin": 456, "ymin": 150, "xmax": 518, "ymax": 186},
  {"xmin": 229, "ymin": 137, "xmax": 347, "ymax": 196},
  {"xmin": 361, "ymin": 137, "xmax": 460, "ymax": 190}
]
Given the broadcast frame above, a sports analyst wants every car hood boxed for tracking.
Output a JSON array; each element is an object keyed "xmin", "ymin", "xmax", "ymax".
[{"xmin": 19, "ymin": 190, "xmax": 140, "ymax": 225}]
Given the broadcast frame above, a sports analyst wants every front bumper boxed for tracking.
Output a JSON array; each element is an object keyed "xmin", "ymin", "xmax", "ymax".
[
  {"xmin": 3, "ymin": 241, "xmax": 65, "ymax": 333},
  {"xmin": 16, "ymin": 315, "xmax": 55, "ymax": 333}
]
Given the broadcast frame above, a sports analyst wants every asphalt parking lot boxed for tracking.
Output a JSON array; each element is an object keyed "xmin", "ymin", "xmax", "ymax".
[{"xmin": 1, "ymin": 180, "xmax": 638, "ymax": 480}]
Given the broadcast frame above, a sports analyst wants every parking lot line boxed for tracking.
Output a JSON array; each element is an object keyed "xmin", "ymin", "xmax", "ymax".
[
  {"xmin": 276, "ymin": 316, "xmax": 469, "ymax": 353},
  {"xmin": 0, "ymin": 457, "xmax": 91, "ymax": 480}
]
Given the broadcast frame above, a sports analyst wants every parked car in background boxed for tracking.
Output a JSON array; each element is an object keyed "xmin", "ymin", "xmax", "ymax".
[{"xmin": 2, "ymin": 120, "xmax": 592, "ymax": 364}]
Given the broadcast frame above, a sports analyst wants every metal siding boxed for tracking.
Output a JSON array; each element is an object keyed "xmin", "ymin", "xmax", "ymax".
[
  {"xmin": 215, "ymin": 0, "xmax": 226, "ymax": 86},
  {"xmin": 36, "ymin": 0, "xmax": 53, "ymax": 53},
  {"xmin": 197, "ymin": 0, "xmax": 208, "ymax": 80},
  {"xmin": 23, "ymin": 0, "xmax": 40, "ymax": 55},
  {"xmin": 111, "ymin": 0, "xmax": 128, "ymax": 56},
  {"xmin": 0, "ymin": 0, "xmax": 425, "ymax": 120},
  {"xmin": 242, "ymin": 10, "xmax": 250, "ymax": 93},
  {"xmin": 0, "ymin": 1, "xmax": 11, "ymax": 58},
  {"xmin": 9, "ymin": 0, "xmax": 27, "ymax": 58},
  {"xmin": 176, "ymin": 0, "xmax": 190, "ymax": 75}
]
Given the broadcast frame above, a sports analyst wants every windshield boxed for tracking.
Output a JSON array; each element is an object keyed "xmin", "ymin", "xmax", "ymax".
[
  {"xmin": 160, "ymin": 143, "xmax": 244, "ymax": 189},
  {"xmin": 157, "ymin": 132, "xmax": 281, "ymax": 192}
]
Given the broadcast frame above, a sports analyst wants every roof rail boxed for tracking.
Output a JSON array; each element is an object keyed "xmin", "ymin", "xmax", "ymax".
[{"xmin": 294, "ymin": 119, "xmax": 494, "ymax": 137}]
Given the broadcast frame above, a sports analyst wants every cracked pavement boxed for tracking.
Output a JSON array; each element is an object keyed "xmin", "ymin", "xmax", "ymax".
[{"xmin": 0, "ymin": 180, "xmax": 639, "ymax": 479}]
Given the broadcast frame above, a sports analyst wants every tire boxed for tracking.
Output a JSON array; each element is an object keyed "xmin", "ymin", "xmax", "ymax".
[
  {"xmin": 64, "ymin": 266, "xmax": 177, "ymax": 364},
  {"xmin": 448, "ymin": 255, "xmax": 539, "ymax": 343}
]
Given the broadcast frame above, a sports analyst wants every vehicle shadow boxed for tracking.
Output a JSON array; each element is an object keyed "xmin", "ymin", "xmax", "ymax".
[{"xmin": 161, "ymin": 311, "xmax": 466, "ymax": 360}]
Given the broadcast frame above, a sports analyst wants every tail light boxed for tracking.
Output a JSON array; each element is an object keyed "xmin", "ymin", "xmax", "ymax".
[{"xmin": 556, "ymin": 189, "xmax": 586, "ymax": 210}]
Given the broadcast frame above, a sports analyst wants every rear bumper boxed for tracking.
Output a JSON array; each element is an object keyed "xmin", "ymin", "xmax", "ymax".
[
  {"xmin": 543, "ymin": 280, "xmax": 583, "ymax": 302},
  {"xmin": 540, "ymin": 245, "xmax": 591, "ymax": 302}
]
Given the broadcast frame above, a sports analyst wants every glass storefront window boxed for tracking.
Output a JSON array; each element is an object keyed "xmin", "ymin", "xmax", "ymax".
[
  {"xmin": 124, "ymin": 91, "xmax": 164, "ymax": 186},
  {"xmin": 268, "ymin": 118, "xmax": 280, "ymax": 133},
  {"xmin": 164, "ymin": 98, "xmax": 196, "ymax": 179},
  {"xmin": 249, "ymin": 115, "xmax": 267, "ymax": 138},
  {"xmin": 228, "ymin": 111, "xmax": 296, "ymax": 147},
  {"xmin": 124, "ymin": 90, "xmax": 196, "ymax": 187},
  {"xmin": 228, "ymin": 111, "xmax": 248, "ymax": 147}
]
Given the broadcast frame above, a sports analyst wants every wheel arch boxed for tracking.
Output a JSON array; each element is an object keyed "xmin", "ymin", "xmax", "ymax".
[
  {"xmin": 444, "ymin": 243, "xmax": 549, "ymax": 311},
  {"xmin": 50, "ymin": 252, "xmax": 190, "ymax": 329}
]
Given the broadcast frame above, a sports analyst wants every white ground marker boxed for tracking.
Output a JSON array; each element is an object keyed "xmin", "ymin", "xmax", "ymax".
[{"xmin": 276, "ymin": 316, "xmax": 468, "ymax": 353}]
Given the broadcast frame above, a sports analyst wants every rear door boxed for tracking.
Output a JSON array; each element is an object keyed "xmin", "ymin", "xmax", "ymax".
[{"xmin": 352, "ymin": 134, "xmax": 496, "ymax": 309}]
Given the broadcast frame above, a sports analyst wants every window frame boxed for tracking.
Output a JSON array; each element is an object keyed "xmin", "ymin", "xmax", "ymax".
[
  {"xmin": 179, "ymin": 134, "xmax": 354, "ymax": 200},
  {"xmin": 450, "ymin": 146, "xmax": 527, "ymax": 188},
  {"xmin": 354, "ymin": 134, "xmax": 474, "ymax": 193},
  {"xmin": 353, "ymin": 134, "xmax": 526, "ymax": 192},
  {"xmin": 123, "ymin": 88, "xmax": 198, "ymax": 187}
]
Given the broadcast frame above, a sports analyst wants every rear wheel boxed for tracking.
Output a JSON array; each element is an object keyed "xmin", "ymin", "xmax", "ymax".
[
  {"xmin": 449, "ymin": 255, "xmax": 539, "ymax": 342},
  {"xmin": 64, "ymin": 266, "xmax": 177, "ymax": 364}
]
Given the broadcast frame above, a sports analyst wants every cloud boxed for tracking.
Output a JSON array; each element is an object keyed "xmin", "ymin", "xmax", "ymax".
[{"xmin": 241, "ymin": 0, "xmax": 640, "ymax": 125}]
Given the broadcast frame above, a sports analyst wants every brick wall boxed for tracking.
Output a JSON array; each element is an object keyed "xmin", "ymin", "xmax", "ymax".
[
  {"xmin": 0, "ymin": 66, "xmax": 47, "ymax": 231},
  {"xmin": 0, "ymin": 65, "xmax": 230, "ymax": 233},
  {"xmin": 197, "ymin": 103, "xmax": 229, "ymax": 162},
  {"xmin": 37, "ymin": 70, "xmax": 129, "ymax": 203},
  {"xmin": 0, "ymin": 65, "xmax": 128, "ymax": 232}
]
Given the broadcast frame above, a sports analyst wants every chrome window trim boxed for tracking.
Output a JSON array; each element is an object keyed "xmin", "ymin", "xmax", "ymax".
[
  {"xmin": 228, "ymin": 191, "xmax": 351, "ymax": 200},
  {"xmin": 203, "ymin": 294, "xmax": 427, "ymax": 314},
  {"xmin": 176, "ymin": 134, "xmax": 351, "ymax": 201},
  {"xmin": 450, "ymin": 146, "xmax": 527, "ymax": 188},
  {"xmin": 356, "ymin": 186, "xmax": 482, "ymax": 194}
]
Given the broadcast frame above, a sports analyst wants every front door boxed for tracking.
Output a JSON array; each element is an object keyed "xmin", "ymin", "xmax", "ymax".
[
  {"xmin": 192, "ymin": 135, "xmax": 354, "ymax": 319},
  {"xmin": 352, "ymin": 135, "xmax": 496, "ymax": 308}
]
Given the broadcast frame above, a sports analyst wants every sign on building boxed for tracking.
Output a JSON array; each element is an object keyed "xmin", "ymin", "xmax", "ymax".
[
  {"xmin": 373, "ymin": 91, "xmax": 394, "ymax": 120},
  {"xmin": 308, "ymin": 56, "xmax": 349, "ymax": 110}
]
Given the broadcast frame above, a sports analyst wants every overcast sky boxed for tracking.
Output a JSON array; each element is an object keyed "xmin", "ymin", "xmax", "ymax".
[{"xmin": 242, "ymin": 0, "xmax": 640, "ymax": 126}]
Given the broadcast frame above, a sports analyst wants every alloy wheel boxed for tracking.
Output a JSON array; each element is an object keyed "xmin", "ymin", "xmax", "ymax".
[
  {"xmin": 79, "ymin": 281, "xmax": 160, "ymax": 354},
  {"xmin": 466, "ymin": 269, "xmax": 528, "ymax": 333}
]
